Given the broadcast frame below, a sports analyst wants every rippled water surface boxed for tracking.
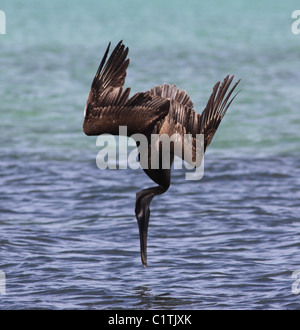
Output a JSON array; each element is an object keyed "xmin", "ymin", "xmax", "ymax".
[{"xmin": 0, "ymin": 0, "xmax": 300, "ymax": 309}]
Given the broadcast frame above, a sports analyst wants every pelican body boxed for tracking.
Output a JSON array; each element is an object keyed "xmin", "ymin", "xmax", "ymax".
[{"xmin": 83, "ymin": 41, "xmax": 240, "ymax": 266}]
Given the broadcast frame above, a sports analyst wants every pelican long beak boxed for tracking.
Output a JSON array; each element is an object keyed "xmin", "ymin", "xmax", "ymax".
[
  {"xmin": 135, "ymin": 194, "xmax": 153, "ymax": 267},
  {"xmin": 137, "ymin": 211, "xmax": 149, "ymax": 267}
]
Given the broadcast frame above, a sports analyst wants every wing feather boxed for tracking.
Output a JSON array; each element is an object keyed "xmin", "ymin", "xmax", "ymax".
[
  {"xmin": 164, "ymin": 75, "xmax": 240, "ymax": 151},
  {"xmin": 149, "ymin": 76, "xmax": 240, "ymax": 166},
  {"xmin": 83, "ymin": 41, "xmax": 170, "ymax": 136}
]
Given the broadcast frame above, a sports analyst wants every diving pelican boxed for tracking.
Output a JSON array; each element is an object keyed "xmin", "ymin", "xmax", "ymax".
[{"xmin": 83, "ymin": 41, "xmax": 240, "ymax": 266}]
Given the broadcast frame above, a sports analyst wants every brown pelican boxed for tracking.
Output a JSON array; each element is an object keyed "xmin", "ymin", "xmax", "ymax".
[{"xmin": 83, "ymin": 41, "xmax": 240, "ymax": 266}]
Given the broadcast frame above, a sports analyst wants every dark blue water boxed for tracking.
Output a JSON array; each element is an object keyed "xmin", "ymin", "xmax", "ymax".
[
  {"xmin": 1, "ymin": 154, "xmax": 299, "ymax": 309},
  {"xmin": 1, "ymin": 0, "xmax": 300, "ymax": 309}
]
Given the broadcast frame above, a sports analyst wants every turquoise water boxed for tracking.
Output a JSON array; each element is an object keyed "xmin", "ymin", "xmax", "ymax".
[{"xmin": 0, "ymin": 0, "xmax": 300, "ymax": 309}]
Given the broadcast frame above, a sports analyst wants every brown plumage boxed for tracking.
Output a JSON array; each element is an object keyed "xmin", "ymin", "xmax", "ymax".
[{"xmin": 83, "ymin": 40, "xmax": 240, "ymax": 266}]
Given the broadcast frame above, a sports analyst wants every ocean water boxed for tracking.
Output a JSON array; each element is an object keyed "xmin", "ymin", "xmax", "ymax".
[{"xmin": 0, "ymin": 0, "xmax": 300, "ymax": 309}]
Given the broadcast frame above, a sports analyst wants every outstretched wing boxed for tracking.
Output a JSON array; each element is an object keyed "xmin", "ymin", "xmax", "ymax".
[
  {"xmin": 86, "ymin": 40, "xmax": 130, "ymax": 112},
  {"xmin": 198, "ymin": 75, "xmax": 240, "ymax": 150},
  {"xmin": 165, "ymin": 75, "xmax": 240, "ymax": 151},
  {"xmin": 148, "ymin": 77, "xmax": 240, "ymax": 166},
  {"xmin": 83, "ymin": 41, "xmax": 170, "ymax": 136}
]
